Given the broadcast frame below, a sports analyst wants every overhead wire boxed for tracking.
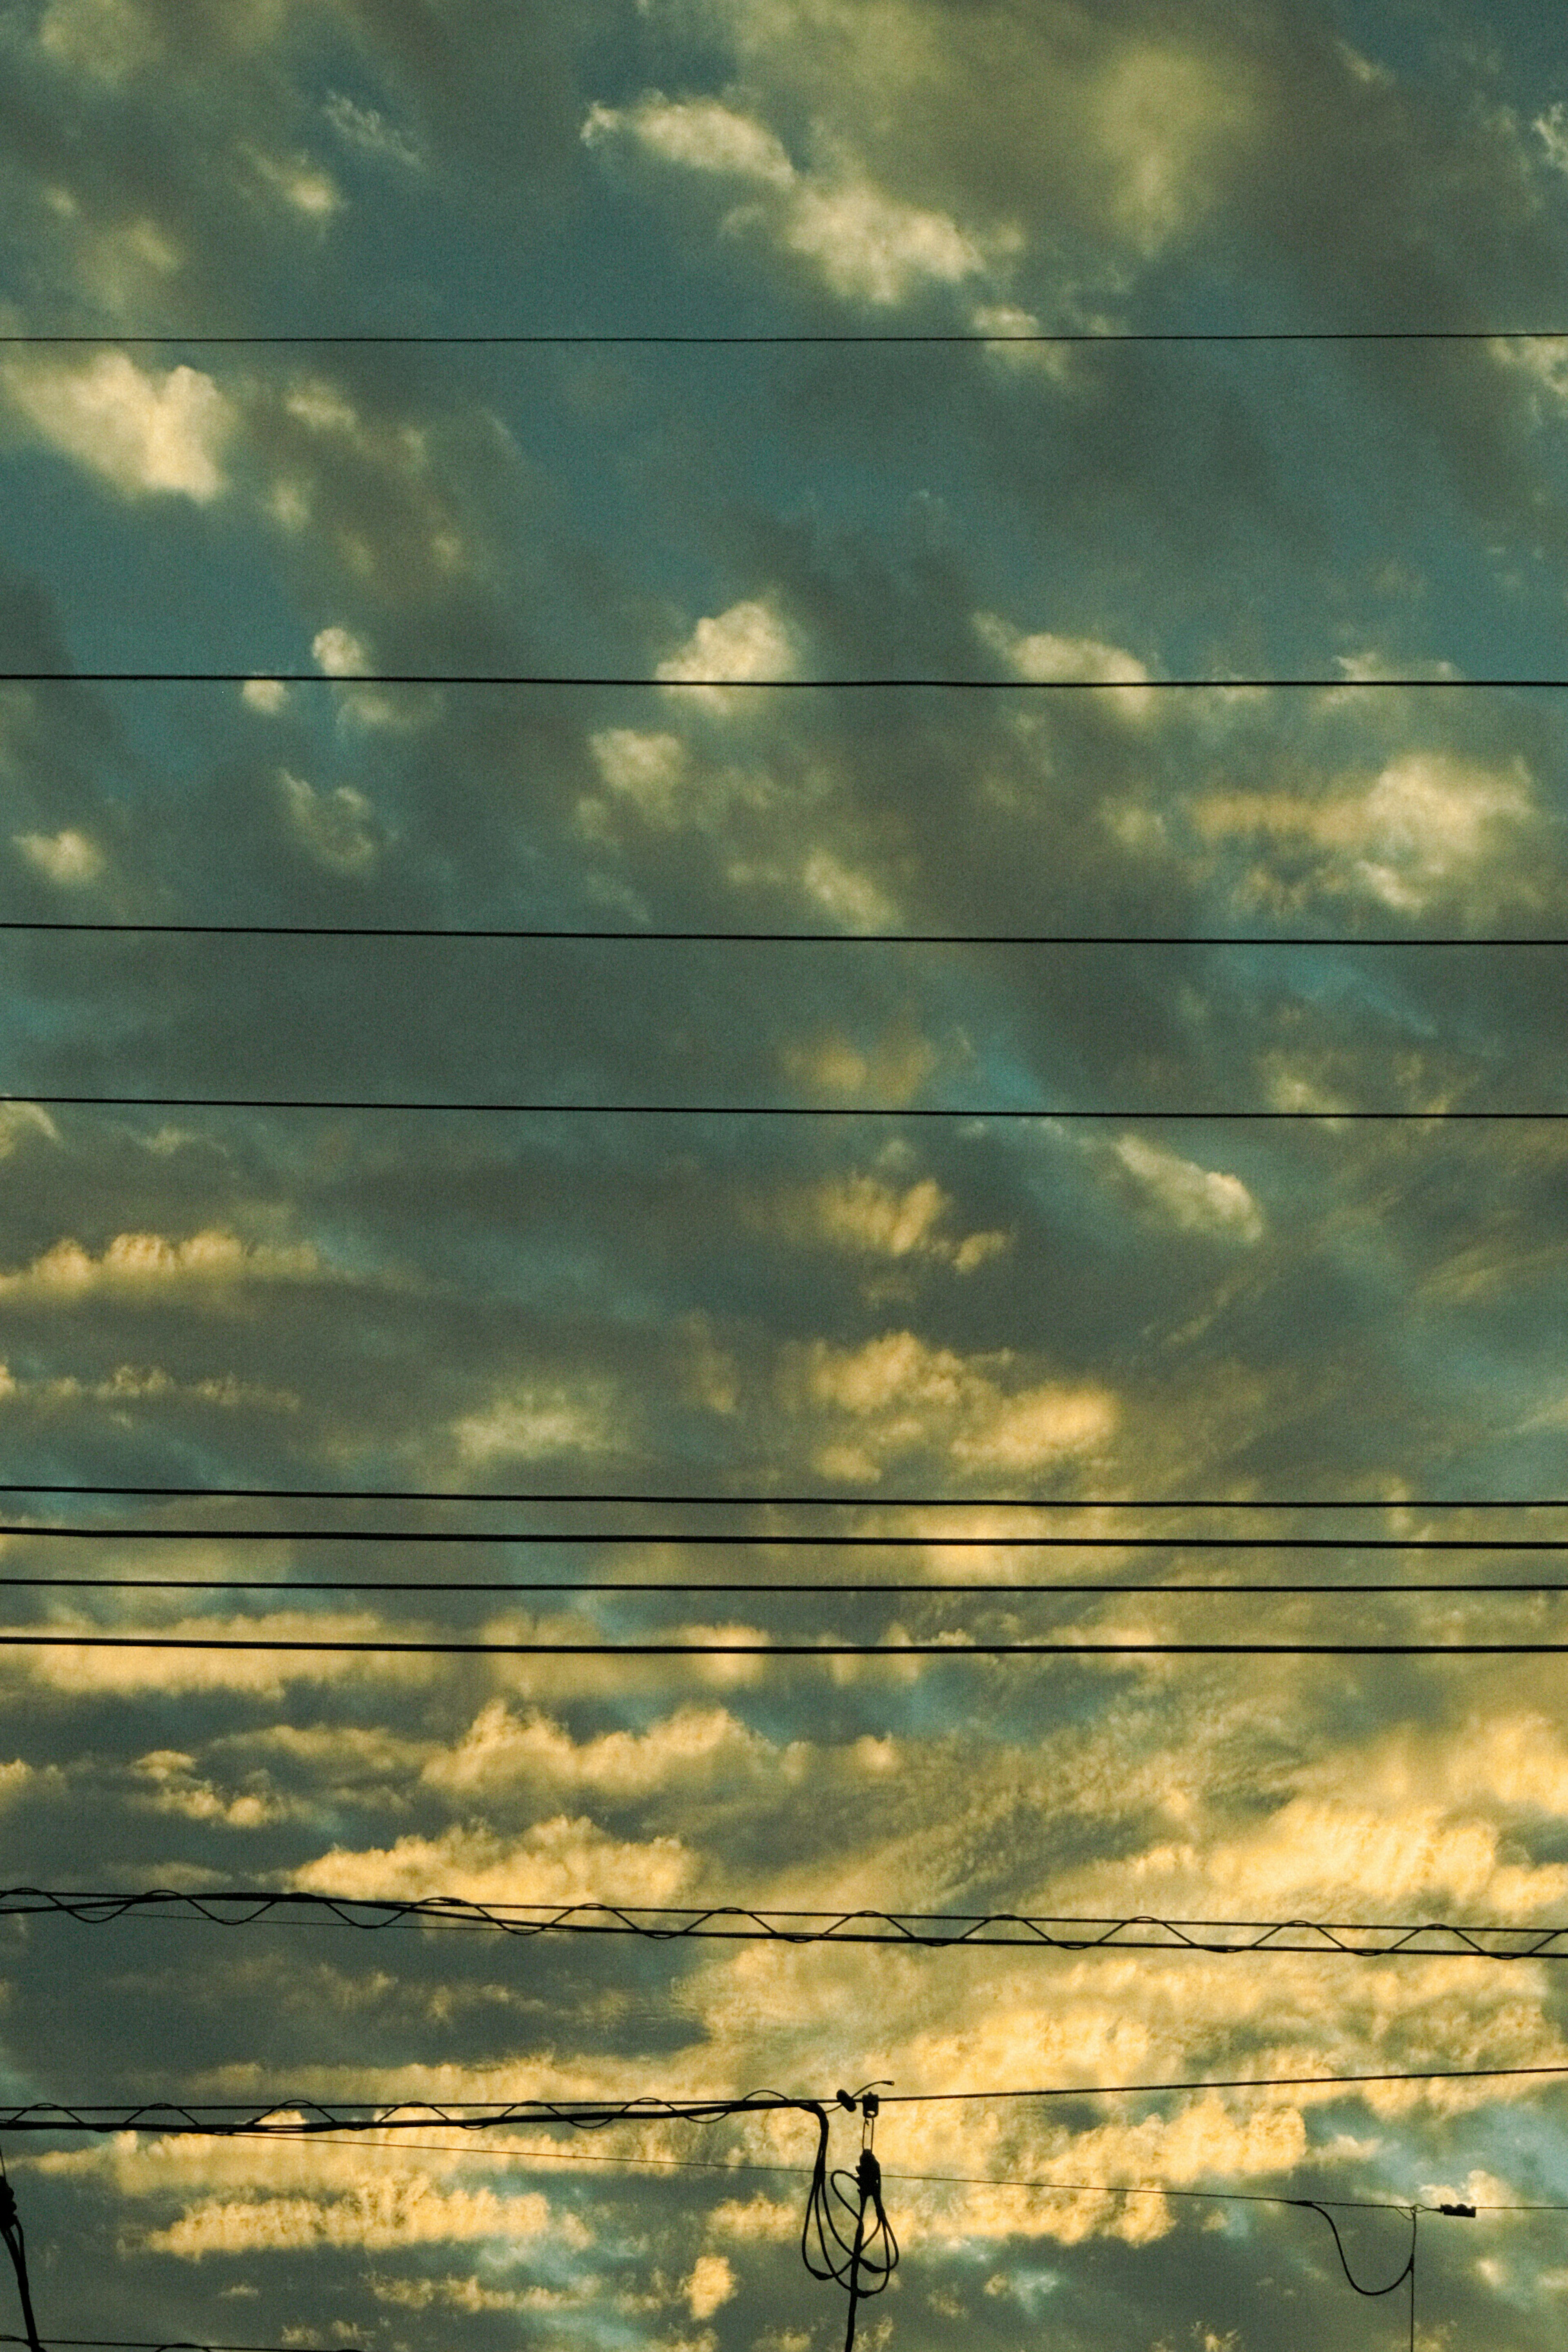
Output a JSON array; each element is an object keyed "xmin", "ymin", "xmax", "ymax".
[
  {"xmin": 2, "ymin": 1630, "xmax": 1568, "ymax": 1655},
  {"xmin": 8, "ymin": 1887, "xmax": 1568, "ymax": 1958},
  {"xmin": 2, "ymin": 1093, "xmax": 1563, "ymax": 1118},
  {"xmin": 2, "ymin": 1487, "xmax": 1556, "ymax": 1505},
  {"xmin": 9, "ymin": 670, "xmax": 1568, "ymax": 688},
  {"xmin": 7, "ymin": 328, "xmax": 1568, "ymax": 341},
  {"xmin": 6, "ymin": 920, "xmax": 1568, "ymax": 943}
]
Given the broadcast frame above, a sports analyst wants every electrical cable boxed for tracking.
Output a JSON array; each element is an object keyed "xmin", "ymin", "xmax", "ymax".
[
  {"xmin": 801, "ymin": 2091, "xmax": 898, "ymax": 2351},
  {"xmin": 0, "ymin": 2163, "xmax": 42, "ymax": 2352},
  {"xmin": 0, "ymin": 2340, "xmax": 359, "ymax": 2350},
  {"xmin": 4, "ymin": 1630, "xmax": 1568, "ymax": 1655},
  {"xmin": 1, "ymin": 1487, "xmax": 1554, "ymax": 1506},
  {"xmin": 12, "ymin": 671, "xmax": 1568, "ymax": 688},
  {"xmin": 7, "ymin": 329, "xmax": 1568, "ymax": 343},
  {"xmin": 9, "ymin": 1888, "xmax": 1568, "ymax": 1958},
  {"xmin": 11, "ymin": 1532, "xmax": 1568, "ymax": 1552},
  {"xmin": 2, "ymin": 1094, "xmax": 1563, "ymax": 1118},
  {"xmin": 8, "ymin": 921, "xmax": 1568, "ymax": 944},
  {"xmin": 9, "ymin": 1574, "xmax": 1568, "ymax": 1593}
]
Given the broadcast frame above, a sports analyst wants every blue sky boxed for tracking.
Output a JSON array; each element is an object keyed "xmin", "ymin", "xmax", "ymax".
[{"xmin": 4, "ymin": 2, "xmax": 1568, "ymax": 2348}]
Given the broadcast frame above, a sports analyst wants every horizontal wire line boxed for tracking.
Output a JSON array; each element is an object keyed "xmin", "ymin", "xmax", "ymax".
[
  {"xmin": 6, "ymin": 671, "xmax": 1568, "ymax": 687},
  {"xmin": 6, "ymin": 1576, "xmax": 1567, "ymax": 1594},
  {"xmin": 1, "ymin": 2067, "xmax": 1565, "ymax": 2134},
  {"xmin": 3, "ymin": 922, "xmax": 1564, "ymax": 945},
  {"xmin": 884, "ymin": 2064, "xmax": 1568, "ymax": 2102},
  {"xmin": 15, "ymin": 1889, "xmax": 1568, "ymax": 1960},
  {"xmin": 1, "ymin": 1095, "xmax": 1558, "ymax": 1117},
  {"xmin": 1, "ymin": 1487, "xmax": 1555, "ymax": 1507},
  {"xmin": 5, "ymin": 330, "xmax": 1568, "ymax": 344},
  {"xmin": 5, "ymin": 1532, "xmax": 1567, "ymax": 1551},
  {"xmin": 1, "ymin": 1632, "xmax": 1566, "ymax": 1654}
]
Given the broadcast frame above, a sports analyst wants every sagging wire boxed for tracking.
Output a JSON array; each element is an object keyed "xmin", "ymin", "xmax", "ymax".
[
  {"xmin": 0, "ymin": 2155, "xmax": 42, "ymax": 2352},
  {"xmin": 1295, "ymin": 2201, "xmax": 1418, "ymax": 2350},
  {"xmin": 802, "ymin": 2089, "xmax": 900, "ymax": 2350}
]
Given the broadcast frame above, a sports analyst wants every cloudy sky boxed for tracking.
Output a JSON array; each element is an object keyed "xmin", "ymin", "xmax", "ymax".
[{"xmin": 7, "ymin": 0, "xmax": 1568, "ymax": 2346}]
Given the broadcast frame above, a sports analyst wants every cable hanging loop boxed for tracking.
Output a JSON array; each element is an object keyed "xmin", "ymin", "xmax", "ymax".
[
  {"xmin": 800, "ymin": 2090, "xmax": 899, "ymax": 2350},
  {"xmin": 0, "ymin": 2162, "xmax": 43, "ymax": 2352}
]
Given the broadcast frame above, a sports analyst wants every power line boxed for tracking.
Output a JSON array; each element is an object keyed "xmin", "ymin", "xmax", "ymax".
[
  {"xmin": 9, "ymin": 1889, "xmax": 1568, "ymax": 1958},
  {"xmin": 5, "ymin": 921, "xmax": 1566, "ymax": 945},
  {"xmin": 7, "ymin": 1630, "xmax": 1568, "ymax": 1656},
  {"xmin": 8, "ymin": 671, "xmax": 1568, "ymax": 688},
  {"xmin": 1, "ymin": 2065, "xmax": 1566, "ymax": 2135},
  {"xmin": 2, "ymin": 1487, "xmax": 1552, "ymax": 1507},
  {"xmin": 1, "ymin": 1094, "xmax": 1559, "ymax": 1118},
  {"xmin": 0, "ymin": 2340, "xmax": 359, "ymax": 2351},
  {"xmin": 10, "ymin": 1530, "xmax": 1568, "ymax": 1551},
  {"xmin": 6, "ymin": 1574, "xmax": 1567, "ymax": 1594},
  {"xmin": 4, "ymin": 330, "xmax": 1568, "ymax": 343}
]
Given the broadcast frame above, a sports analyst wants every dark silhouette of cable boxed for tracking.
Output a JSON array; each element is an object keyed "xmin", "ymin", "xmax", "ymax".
[
  {"xmin": 6, "ymin": 920, "xmax": 1564, "ymax": 945},
  {"xmin": 10, "ymin": 1889, "xmax": 1568, "ymax": 1958},
  {"xmin": 8, "ymin": 1630, "xmax": 1568, "ymax": 1655},
  {"xmin": 7, "ymin": 1529, "xmax": 1568, "ymax": 1554},
  {"xmin": 4, "ymin": 330, "xmax": 1568, "ymax": 343},
  {"xmin": 0, "ymin": 2341, "xmax": 359, "ymax": 2351},
  {"xmin": 3, "ymin": 1093, "xmax": 1560, "ymax": 1118},
  {"xmin": 8, "ymin": 1571, "xmax": 1568, "ymax": 1593},
  {"xmin": 9, "ymin": 670, "xmax": 1568, "ymax": 688},
  {"xmin": 1, "ymin": 2067, "xmax": 1564, "ymax": 2134},
  {"xmin": 0, "ymin": 2171, "xmax": 41, "ymax": 2352},
  {"xmin": 3, "ymin": 1485, "xmax": 1553, "ymax": 1507}
]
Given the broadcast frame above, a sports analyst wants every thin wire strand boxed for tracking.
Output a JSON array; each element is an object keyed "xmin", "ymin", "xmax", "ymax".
[
  {"xmin": 5, "ymin": 330, "xmax": 1568, "ymax": 343},
  {"xmin": 11, "ymin": 1530, "xmax": 1568, "ymax": 1550},
  {"xmin": 7, "ymin": 1574, "xmax": 1568, "ymax": 1594},
  {"xmin": 2, "ymin": 1487, "xmax": 1553, "ymax": 1507},
  {"xmin": 4, "ymin": 921, "xmax": 1566, "ymax": 944},
  {"xmin": 7, "ymin": 1631, "xmax": 1568, "ymax": 1655},
  {"xmin": 2, "ymin": 1095, "xmax": 1561, "ymax": 1118},
  {"xmin": 7, "ymin": 671, "xmax": 1568, "ymax": 687}
]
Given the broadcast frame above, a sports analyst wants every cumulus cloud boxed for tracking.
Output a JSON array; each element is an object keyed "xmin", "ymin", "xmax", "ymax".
[
  {"xmin": 1189, "ymin": 752, "xmax": 1536, "ymax": 912},
  {"xmin": 785, "ymin": 1331, "xmax": 1117, "ymax": 1482},
  {"xmin": 277, "ymin": 769, "xmax": 384, "ymax": 872},
  {"xmin": 0, "ymin": 1228, "xmax": 320, "ymax": 1302},
  {"xmin": 292, "ymin": 1815, "xmax": 695, "ymax": 1905},
  {"xmin": 1111, "ymin": 1135, "xmax": 1264, "ymax": 1243},
  {"xmin": 1, "ymin": 353, "xmax": 231, "ymax": 499},
  {"xmin": 584, "ymin": 95, "xmax": 989, "ymax": 306},
  {"xmin": 12, "ymin": 827, "xmax": 105, "ymax": 885}
]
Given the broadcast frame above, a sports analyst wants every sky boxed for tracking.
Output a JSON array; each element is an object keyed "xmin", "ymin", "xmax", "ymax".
[{"xmin": 6, "ymin": 0, "xmax": 1568, "ymax": 2347}]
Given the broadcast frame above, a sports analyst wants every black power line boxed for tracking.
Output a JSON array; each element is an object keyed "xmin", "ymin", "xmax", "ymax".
[
  {"xmin": 9, "ymin": 1889, "xmax": 1568, "ymax": 1958},
  {"xmin": 6, "ymin": 921, "xmax": 1567, "ymax": 944},
  {"xmin": 8, "ymin": 671, "xmax": 1568, "ymax": 687},
  {"xmin": 9, "ymin": 1630, "xmax": 1568, "ymax": 1655},
  {"xmin": 5, "ymin": 330, "xmax": 1568, "ymax": 343},
  {"xmin": 7, "ymin": 1574, "xmax": 1568, "ymax": 1593},
  {"xmin": 2, "ymin": 1094, "xmax": 1560, "ymax": 1118},
  {"xmin": 1, "ymin": 1487, "xmax": 1553, "ymax": 1506}
]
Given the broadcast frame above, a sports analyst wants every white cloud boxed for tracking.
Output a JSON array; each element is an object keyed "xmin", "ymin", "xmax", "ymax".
[
  {"xmin": 0, "ymin": 1104, "xmax": 59, "ymax": 1159},
  {"xmin": 974, "ymin": 612, "xmax": 1152, "ymax": 711},
  {"xmin": 1189, "ymin": 752, "xmax": 1535, "ymax": 912},
  {"xmin": 312, "ymin": 624, "xmax": 371, "ymax": 676},
  {"xmin": 788, "ymin": 1330, "xmax": 1116, "ymax": 1480},
  {"xmin": 145, "ymin": 2177, "xmax": 555, "ymax": 2257},
  {"xmin": 1112, "ymin": 1135, "xmax": 1264, "ymax": 1244},
  {"xmin": 766, "ymin": 1173, "xmax": 1010, "ymax": 1271},
  {"xmin": 292, "ymin": 1814, "xmax": 695, "ymax": 1905},
  {"xmin": 584, "ymin": 96, "xmax": 794, "ymax": 187},
  {"xmin": 775, "ymin": 178, "xmax": 984, "ymax": 305},
  {"xmin": 0, "ymin": 1228, "xmax": 320, "ymax": 1302},
  {"xmin": 684, "ymin": 2254, "xmax": 735, "ymax": 2319},
  {"xmin": 454, "ymin": 1378, "xmax": 617, "ymax": 1462},
  {"xmin": 12, "ymin": 827, "xmax": 104, "ymax": 885},
  {"xmin": 656, "ymin": 598, "xmax": 797, "ymax": 698},
  {"xmin": 585, "ymin": 94, "xmax": 989, "ymax": 306},
  {"xmin": 278, "ymin": 770, "xmax": 383, "ymax": 873},
  {"xmin": 1, "ymin": 353, "xmax": 231, "ymax": 499},
  {"xmin": 241, "ymin": 677, "xmax": 288, "ymax": 714},
  {"xmin": 325, "ymin": 92, "xmax": 424, "ymax": 171}
]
